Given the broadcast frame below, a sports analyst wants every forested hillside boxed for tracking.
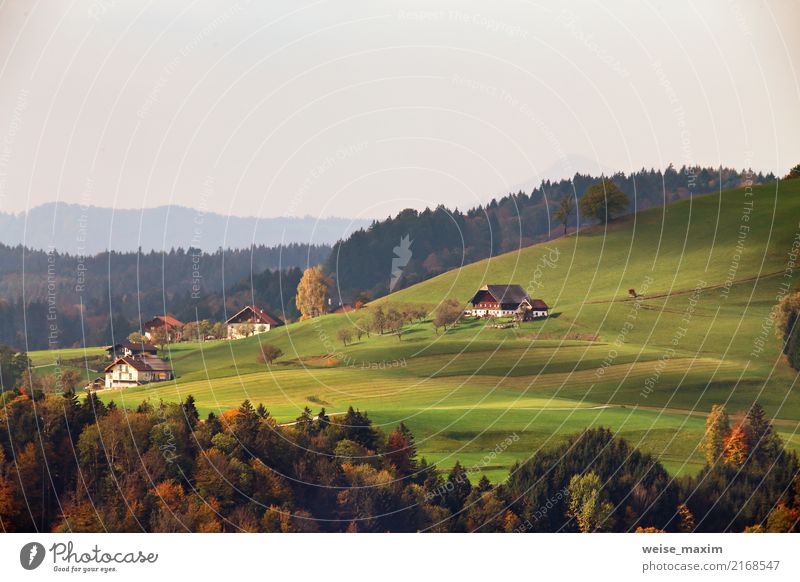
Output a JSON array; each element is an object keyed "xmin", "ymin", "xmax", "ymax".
[
  {"xmin": 0, "ymin": 244, "xmax": 326, "ymax": 349},
  {"xmin": 326, "ymin": 165, "xmax": 774, "ymax": 301},
  {"xmin": 0, "ymin": 165, "xmax": 776, "ymax": 350},
  {"xmin": 1, "ymin": 391, "xmax": 796, "ymax": 532}
]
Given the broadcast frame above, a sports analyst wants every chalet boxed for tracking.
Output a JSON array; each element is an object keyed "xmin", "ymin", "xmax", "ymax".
[
  {"xmin": 143, "ymin": 315, "xmax": 184, "ymax": 342},
  {"xmin": 226, "ymin": 305, "xmax": 283, "ymax": 339},
  {"xmin": 467, "ymin": 284, "xmax": 549, "ymax": 319},
  {"xmin": 104, "ymin": 355, "xmax": 174, "ymax": 389},
  {"xmin": 105, "ymin": 341, "xmax": 158, "ymax": 359}
]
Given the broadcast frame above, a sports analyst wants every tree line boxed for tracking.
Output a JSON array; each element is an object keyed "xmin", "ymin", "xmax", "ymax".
[
  {"xmin": 0, "ymin": 244, "xmax": 326, "ymax": 349},
  {"xmin": 325, "ymin": 165, "xmax": 774, "ymax": 301}
]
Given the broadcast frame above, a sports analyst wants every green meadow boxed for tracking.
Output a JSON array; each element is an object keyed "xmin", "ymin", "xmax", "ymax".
[{"xmin": 28, "ymin": 180, "xmax": 800, "ymax": 480}]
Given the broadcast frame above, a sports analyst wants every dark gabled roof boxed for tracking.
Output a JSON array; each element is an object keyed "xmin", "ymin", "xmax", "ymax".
[
  {"xmin": 106, "ymin": 341, "xmax": 157, "ymax": 354},
  {"xmin": 137, "ymin": 355, "xmax": 174, "ymax": 372},
  {"xmin": 469, "ymin": 284, "xmax": 531, "ymax": 305},
  {"xmin": 225, "ymin": 305, "xmax": 283, "ymax": 326},
  {"xmin": 105, "ymin": 357, "xmax": 147, "ymax": 373},
  {"xmin": 529, "ymin": 299, "xmax": 550, "ymax": 310}
]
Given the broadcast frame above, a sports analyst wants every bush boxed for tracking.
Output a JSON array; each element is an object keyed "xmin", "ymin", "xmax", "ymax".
[
  {"xmin": 432, "ymin": 299, "xmax": 463, "ymax": 333},
  {"xmin": 336, "ymin": 328, "xmax": 353, "ymax": 346},
  {"xmin": 258, "ymin": 343, "xmax": 283, "ymax": 365}
]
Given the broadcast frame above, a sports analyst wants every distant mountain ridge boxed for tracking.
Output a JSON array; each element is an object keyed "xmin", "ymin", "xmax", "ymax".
[{"xmin": 0, "ymin": 202, "xmax": 371, "ymax": 254}]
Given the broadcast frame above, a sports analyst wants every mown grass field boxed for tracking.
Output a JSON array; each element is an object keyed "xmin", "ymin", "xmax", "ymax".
[{"xmin": 28, "ymin": 179, "xmax": 800, "ymax": 480}]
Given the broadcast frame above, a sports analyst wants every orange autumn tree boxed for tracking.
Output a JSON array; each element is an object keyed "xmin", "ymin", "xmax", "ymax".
[{"xmin": 723, "ymin": 425, "xmax": 749, "ymax": 467}]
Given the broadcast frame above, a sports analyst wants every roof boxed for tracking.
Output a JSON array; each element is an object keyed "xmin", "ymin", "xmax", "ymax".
[
  {"xmin": 144, "ymin": 315, "xmax": 184, "ymax": 329},
  {"xmin": 225, "ymin": 305, "xmax": 283, "ymax": 326},
  {"xmin": 529, "ymin": 299, "xmax": 549, "ymax": 310},
  {"xmin": 334, "ymin": 304, "xmax": 354, "ymax": 314},
  {"xmin": 469, "ymin": 284, "xmax": 531, "ymax": 305},
  {"xmin": 138, "ymin": 355, "xmax": 174, "ymax": 372},
  {"xmin": 106, "ymin": 341, "xmax": 158, "ymax": 353},
  {"xmin": 104, "ymin": 356, "xmax": 173, "ymax": 373}
]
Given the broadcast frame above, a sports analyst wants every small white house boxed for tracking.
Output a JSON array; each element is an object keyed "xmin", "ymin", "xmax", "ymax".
[
  {"xmin": 527, "ymin": 299, "xmax": 550, "ymax": 319},
  {"xmin": 225, "ymin": 305, "xmax": 283, "ymax": 339},
  {"xmin": 104, "ymin": 356, "xmax": 174, "ymax": 389}
]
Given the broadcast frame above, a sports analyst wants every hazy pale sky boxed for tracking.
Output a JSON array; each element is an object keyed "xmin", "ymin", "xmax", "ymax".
[{"xmin": 0, "ymin": 0, "xmax": 798, "ymax": 220}]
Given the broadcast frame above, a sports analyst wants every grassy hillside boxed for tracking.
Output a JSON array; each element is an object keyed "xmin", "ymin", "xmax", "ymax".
[{"xmin": 29, "ymin": 179, "xmax": 800, "ymax": 480}]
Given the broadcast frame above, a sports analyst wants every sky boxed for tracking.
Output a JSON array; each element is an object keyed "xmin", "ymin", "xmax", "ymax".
[{"xmin": 0, "ymin": 0, "xmax": 798, "ymax": 221}]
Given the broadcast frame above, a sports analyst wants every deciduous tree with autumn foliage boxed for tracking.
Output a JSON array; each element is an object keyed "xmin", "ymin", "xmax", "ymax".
[{"xmin": 295, "ymin": 266, "xmax": 330, "ymax": 319}]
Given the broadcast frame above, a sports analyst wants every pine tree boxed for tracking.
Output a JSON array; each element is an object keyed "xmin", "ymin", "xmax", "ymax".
[
  {"xmin": 340, "ymin": 407, "xmax": 379, "ymax": 451},
  {"xmin": 742, "ymin": 402, "xmax": 782, "ymax": 466},
  {"xmin": 235, "ymin": 399, "xmax": 260, "ymax": 447},
  {"xmin": 316, "ymin": 407, "xmax": 330, "ymax": 431},
  {"xmin": 443, "ymin": 462, "xmax": 472, "ymax": 515},
  {"xmin": 182, "ymin": 394, "xmax": 200, "ymax": 428},
  {"xmin": 81, "ymin": 392, "xmax": 107, "ymax": 422},
  {"xmin": 475, "ymin": 474, "xmax": 492, "ymax": 494},
  {"xmin": 294, "ymin": 407, "xmax": 314, "ymax": 435},
  {"xmin": 205, "ymin": 412, "xmax": 222, "ymax": 437}
]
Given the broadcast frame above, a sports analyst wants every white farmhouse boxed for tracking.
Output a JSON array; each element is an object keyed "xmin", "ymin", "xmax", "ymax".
[
  {"xmin": 466, "ymin": 284, "xmax": 549, "ymax": 320},
  {"xmin": 104, "ymin": 356, "xmax": 174, "ymax": 389},
  {"xmin": 226, "ymin": 305, "xmax": 283, "ymax": 339}
]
